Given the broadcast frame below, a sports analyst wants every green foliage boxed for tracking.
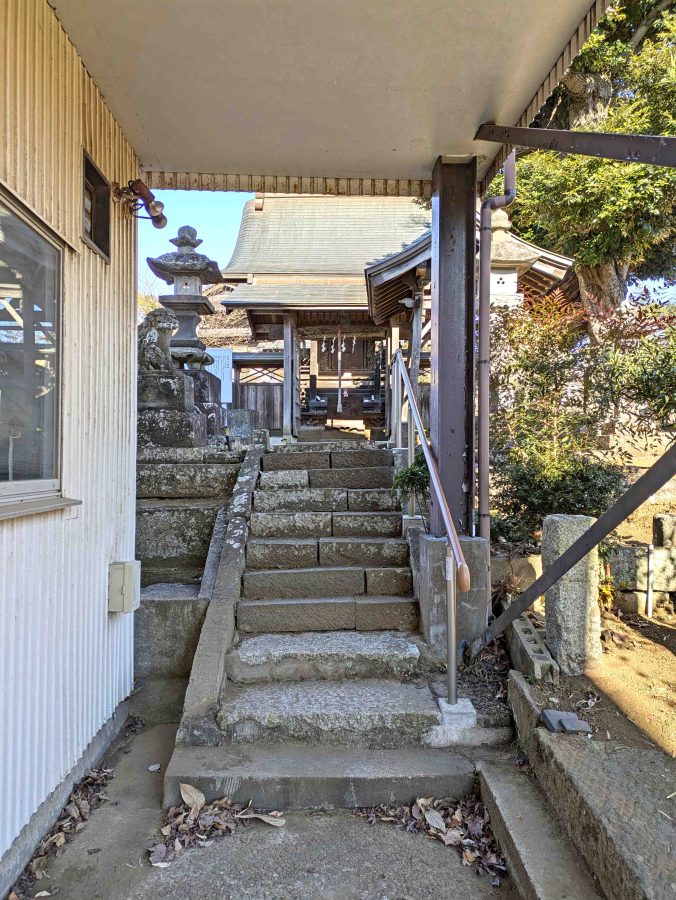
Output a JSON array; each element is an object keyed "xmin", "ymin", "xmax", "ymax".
[
  {"xmin": 492, "ymin": 458, "xmax": 627, "ymax": 544},
  {"xmin": 511, "ymin": 6, "xmax": 676, "ymax": 279},
  {"xmin": 490, "ymin": 292, "xmax": 672, "ymax": 542},
  {"xmin": 393, "ymin": 448, "xmax": 430, "ymax": 503}
]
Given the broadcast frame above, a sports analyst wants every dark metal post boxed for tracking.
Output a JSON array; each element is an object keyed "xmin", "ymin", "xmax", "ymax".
[{"xmin": 429, "ymin": 157, "xmax": 477, "ymax": 536}]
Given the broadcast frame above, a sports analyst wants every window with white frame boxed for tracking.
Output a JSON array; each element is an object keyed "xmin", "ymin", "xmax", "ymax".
[{"xmin": 0, "ymin": 191, "xmax": 61, "ymax": 499}]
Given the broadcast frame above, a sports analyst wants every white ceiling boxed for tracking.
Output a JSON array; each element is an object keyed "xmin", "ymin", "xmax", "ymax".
[{"xmin": 51, "ymin": 0, "xmax": 596, "ymax": 183}]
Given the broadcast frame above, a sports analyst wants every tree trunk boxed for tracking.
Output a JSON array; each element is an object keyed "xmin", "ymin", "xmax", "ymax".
[{"xmin": 576, "ymin": 262, "xmax": 629, "ymax": 339}]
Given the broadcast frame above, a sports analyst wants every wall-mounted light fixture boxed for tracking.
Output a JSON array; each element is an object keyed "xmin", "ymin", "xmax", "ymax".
[{"xmin": 112, "ymin": 178, "xmax": 167, "ymax": 228}]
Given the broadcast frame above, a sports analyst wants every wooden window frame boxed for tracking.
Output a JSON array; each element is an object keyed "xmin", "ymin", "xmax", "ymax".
[{"xmin": 82, "ymin": 151, "xmax": 111, "ymax": 263}]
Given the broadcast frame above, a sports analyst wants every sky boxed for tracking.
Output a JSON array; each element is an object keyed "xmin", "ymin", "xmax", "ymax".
[{"xmin": 137, "ymin": 190, "xmax": 253, "ymax": 295}]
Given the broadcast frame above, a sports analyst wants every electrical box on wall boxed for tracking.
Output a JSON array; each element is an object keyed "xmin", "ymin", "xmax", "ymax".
[{"xmin": 108, "ymin": 561, "xmax": 141, "ymax": 613}]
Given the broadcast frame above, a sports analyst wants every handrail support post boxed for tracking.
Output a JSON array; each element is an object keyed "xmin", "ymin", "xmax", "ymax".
[{"xmin": 446, "ymin": 543, "xmax": 457, "ymax": 705}]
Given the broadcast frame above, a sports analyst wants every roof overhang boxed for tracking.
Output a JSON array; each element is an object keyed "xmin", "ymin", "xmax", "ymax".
[{"xmin": 50, "ymin": 1, "xmax": 610, "ymax": 192}]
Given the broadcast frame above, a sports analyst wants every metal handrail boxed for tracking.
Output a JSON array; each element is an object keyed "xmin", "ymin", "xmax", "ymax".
[{"xmin": 390, "ymin": 349, "xmax": 470, "ymax": 704}]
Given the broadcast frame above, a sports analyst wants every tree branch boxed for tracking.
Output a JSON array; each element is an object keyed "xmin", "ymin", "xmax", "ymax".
[{"xmin": 628, "ymin": 0, "xmax": 672, "ymax": 52}]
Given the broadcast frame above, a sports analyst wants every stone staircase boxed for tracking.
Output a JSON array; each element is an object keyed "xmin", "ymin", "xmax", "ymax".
[{"xmin": 165, "ymin": 442, "xmax": 510, "ymax": 808}]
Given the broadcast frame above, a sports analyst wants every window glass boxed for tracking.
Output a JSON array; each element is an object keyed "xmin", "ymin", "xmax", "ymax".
[{"xmin": 0, "ymin": 198, "xmax": 59, "ymax": 487}]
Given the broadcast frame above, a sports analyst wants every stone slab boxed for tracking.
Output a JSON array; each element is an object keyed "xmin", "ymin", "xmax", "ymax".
[
  {"xmin": 216, "ymin": 679, "xmax": 440, "ymax": 747},
  {"xmin": 478, "ymin": 762, "xmax": 600, "ymax": 900},
  {"xmin": 137, "ymin": 408, "xmax": 207, "ymax": 448},
  {"xmin": 310, "ymin": 466, "xmax": 394, "ymax": 489},
  {"xmin": 237, "ymin": 597, "xmax": 356, "ymax": 633},
  {"xmin": 249, "ymin": 511, "xmax": 332, "ymax": 538},
  {"xmin": 246, "ymin": 538, "xmax": 318, "ymax": 570},
  {"xmin": 330, "ymin": 449, "xmax": 394, "ymax": 468},
  {"xmin": 319, "ymin": 537, "xmax": 409, "ymax": 568},
  {"xmin": 136, "ymin": 502, "xmax": 217, "ymax": 565},
  {"xmin": 136, "ymin": 463, "xmax": 238, "ymax": 499},
  {"xmin": 608, "ymin": 544, "xmax": 676, "ymax": 592},
  {"xmin": 163, "ymin": 744, "xmax": 475, "ymax": 810},
  {"xmin": 258, "ymin": 469, "xmax": 309, "ymax": 489},
  {"xmin": 355, "ymin": 596, "xmax": 419, "ymax": 631},
  {"xmin": 332, "ymin": 511, "xmax": 402, "ymax": 537},
  {"xmin": 543, "ymin": 515, "xmax": 601, "ymax": 675},
  {"xmin": 226, "ymin": 630, "xmax": 422, "ymax": 683},
  {"xmin": 615, "ymin": 589, "xmax": 671, "ymax": 615},
  {"xmin": 242, "ymin": 565, "xmax": 365, "ymax": 599},
  {"xmin": 508, "ymin": 671, "xmax": 676, "ymax": 900},
  {"xmin": 135, "ymin": 590, "xmax": 208, "ymax": 679},
  {"xmin": 654, "ymin": 513, "xmax": 676, "ymax": 548},
  {"xmin": 347, "ymin": 488, "xmax": 399, "ymax": 511},
  {"xmin": 137, "ymin": 447, "xmax": 242, "ymax": 464},
  {"xmin": 365, "ymin": 566, "xmax": 412, "ymax": 596},
  {"xmin": 253, "ymin": 487, "xmax": 348, "ymax": 512},
  {"xmin": 262, "ymin": 451, "xmax": 330, "ymax": 471},
  {"xmin": 137, "ymin": 371, "xmax": 195, "ymax": 411}
]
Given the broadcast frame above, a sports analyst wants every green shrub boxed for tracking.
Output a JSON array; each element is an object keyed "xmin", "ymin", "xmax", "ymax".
[
  {"xmin": 492, "ymin": 457, "xmax": 628, "ymax": 544},
  {"xmin": 393, "ymin": 448, "xmax": 430, "ymax": 506}
]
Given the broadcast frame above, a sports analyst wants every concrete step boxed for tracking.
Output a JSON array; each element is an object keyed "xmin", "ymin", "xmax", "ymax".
[
  {"xmin": 216, "ymin": 679, "xmax": 440, "ymax": 747},
  {"xmin": 478, "ymin": 762, "xmax": 601, "ymax": 900},
  {"xmin": 332, "ymin": 511, "xmax": 402, "ymax": 537},
  {"xmin": 237, "ymin": 595, "xmax": 418, "ymax": 633},
  {"xmin": 249, "ymin": 511, "xmax": 402, "ymax": 539},
  {"xmin": 310, "ymin": 466, "xmax": 394, "ymax": 489},
  {"xmin": 262, "ymin": 450, "xmax": 330, "ymax": 472},
  {"xmin": 242, "ymin": 566, "xmax": 365, "ymax": 599},
  {"xmin": 330, "ymin": 449, "xmax": 393, "ymax": 468},
  {"xmin": 164, "ymin": 744, "xmax": 475, "ymax": 810},
  {"xmin": 226, "ymin": 630, "xmax": 422, "ymax": 683},
  {"xmin": 246, "ymin": 537, "xmax": 409, "ymax": 570},
  {"xmin": 347, "ymin": 488, "xmax": 399, "ymax": 511},
  {"xmin": 319, "ymin": 537, "xmax": 409, "ymax": 568},
  {"xmin": 253, "ymin": 487, "xmax": 347, "ymax": 512}
]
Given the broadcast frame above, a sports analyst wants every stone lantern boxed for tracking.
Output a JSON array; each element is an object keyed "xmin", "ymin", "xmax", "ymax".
[
  {"xmin": 147, "ymin": 226, "xmax": 226, "ymax": 435},
  {"xmin": 489, "ymin": 210, "xmax": 539, "ymax": 307}
]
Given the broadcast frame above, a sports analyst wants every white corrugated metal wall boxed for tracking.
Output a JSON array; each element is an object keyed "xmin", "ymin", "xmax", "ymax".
[{"xmin": 0, "ymin": 0, "xmax": 138, "ymax": 861}]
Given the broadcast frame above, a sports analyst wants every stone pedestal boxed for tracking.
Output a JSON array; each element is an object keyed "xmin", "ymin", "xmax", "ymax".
[
  {"xmin": 542, "ymin": 514, "xmax": 602, "ymax": 675},
  {"xmin": 417, "ymin": 533, "xmax": 489, "ymax": 660},
  {"xmin": 186, "ymin": 369, "xmax": 225, "ymax": 437},
  {"xmin": 138, "ymin": 372, "xmax": 207, "ymax": 448}
]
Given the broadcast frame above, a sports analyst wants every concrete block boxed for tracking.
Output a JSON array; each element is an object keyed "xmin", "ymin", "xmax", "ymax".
[
  {"xmin": 249, "ymin": 511, "xmax": 332, "ymax": 538},
  {"xmin": 347, "ymin": 488, "xmax": 399, "ymax": 511},
  {"xmin": 355, "ymin": 597, "xmax": 418, "ymax": 631},
  {"xmin": 246, "ymin": 538, "xmax": 318, "ymax": 570},
  {"xmin": 136, "ymin": 501, "xmax": 218, "ymax": 567},
  {"xmin": 491, "ymin": 554, "xmax": 542, "ymax": 588},
  {"xmin": 319, "ymin": 538, "xmax": 408, "ymax": 568},
  {"xmin": 310, "ymin": 466, "xmax": 394, "ymax": 489},
  {"xmin": 227, "ymin": 408, "xmax": 260, "ymax": 440},
  {"xmin": 543, "ymin": 515, "xmax": 602, "ymax": 676},
  {"xmin": 654, "ymin": 513, "xmax": 676, "ymax": 548},
  {"xmin": 253, "ymin": 487, "xmax": 347, "ymax": 512},
  {"xmin": 507, "ymin": 615, "xmax": 560, "ymax": 683},
  {"xmin": 417, "ymin": 534, "xmax": 490, "ymax": 660},
  {"xmin": 242, "ymin": 566, "xmax": 365, "ymax": 599},
  {"xmin": 138, "ymin": 371, "xmax": 195, "ymax": 411},
  {"xmin": 422, "ymin": 698, "xmax": 477, "ymax": 747},
  {"xmin": 135, "ymin": 588, "xmax": 208, "ymax": 679},
  {"xmin": 262, "ymin": 451, "xmax": 330, "ymax": 471},
  {"xmin": 614, "ymin": 589, "xmax": 670, "ymax": 615},
  {"xmin": 608, "ymin": 544, "xmax": 676, "ymax": 592},
  {"xmin": 332, "ymin": 512, "xmax": 402, "ymax": 537},
  {"xmin": 365, "ymin": 566, "xmax": 412, "ymax": 596},
  {"xmin": 330, "ymin": 449, "xmax": 393, "ymax": 468},
  {"xmin": 238, "ymin": 597, "xmax": 356, "ymax": 633},
  {"xmin": 258, "ymin": 469, "xmax": 309, "ymax": 489}
]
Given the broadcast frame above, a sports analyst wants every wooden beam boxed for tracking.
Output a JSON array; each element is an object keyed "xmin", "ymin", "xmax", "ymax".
[
  {"xmin": 409, "ymin": 281, "xmax": 424, "ymax": 404},
  {"xmin": 282, "ymin": 314, "xmax": 294, "ymax": 440},
  {"xmin": 429, "ymin": 157, "xmax": 476, "ymax": 537},
  {"xmin": 475, "ymin": 123, "xmax": 676, "ymax": 168}
]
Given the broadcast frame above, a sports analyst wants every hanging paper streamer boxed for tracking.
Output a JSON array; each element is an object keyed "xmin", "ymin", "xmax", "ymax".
[
  {"xmin": 341, "ymin": 339, "xmax": 346, "ymax": 353},
  {"xmin": 321, "ymin": 336, "xmax": 327, "ymax": 353},
  {"xmin": 351, "ymin": 336, "xmax": 356, "ymax": 353},
  {"xmin": 330, "ymin": 337, "xmax": 335, "ymax": 354}
]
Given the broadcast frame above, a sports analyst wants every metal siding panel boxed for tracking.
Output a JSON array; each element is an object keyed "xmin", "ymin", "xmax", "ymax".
[{"xmin": 0, "ymin": 0, "xmax": 138, "ymax": 863}]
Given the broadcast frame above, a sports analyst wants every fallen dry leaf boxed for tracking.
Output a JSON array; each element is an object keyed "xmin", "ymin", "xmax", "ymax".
[
  {"xmin": 179, "ymin": 783, "xmax": 205, "ymax": 813},
  {"xmin": 424, "ymin": 809, "xmax": 446, "ymax": 832}
]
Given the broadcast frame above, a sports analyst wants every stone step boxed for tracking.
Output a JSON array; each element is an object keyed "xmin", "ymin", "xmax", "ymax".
[
  {"xmin": 136, "ymin": 462, "xmax": 238, "ymax": 499},
  {"xmin": 216, "ymin": 679, "xmax": 440, "ymax": 747},
  {"xmin": 237, "ymin": 595, "xmax": 418, "ymax": 633},
  {"xmin": 347, "ymin": 488, "xmax": 399, "ymax": 511},
  {"xmin": 226, "ymin": 630, "xmax": 422, "ymax": 683},
  {"xmin": 249, "ymin": 511, "xmax": 402, "ymax": 539},
  {"xmin": 253, "ymin": 487, "xmax": 348, "ymax": 512},
  {"xmin": 242, "ymin": 566, "xmax": 365, "ymax": 599},
  {"xmin": 262, "ymin": 450, "xmax": 330, "ymax": 472},
  {"xmin": 309, "ymin": 466, "xmax": 394, "ymax": 489},
  {"xmin": 273, "ymin": 441, "xmax": 375, "ymax": 453},
  {"xmin": 246, "ymin": 537, "xmax": 409, "ymax": 570},
  {"xmin": 330, "ymin": 448, "xmax": 393, "ymax": 468},
  {"xmin": 332, "ymin": 511, "xmax": 402, "ymax": 537},
  {"xmin": 319, "ymin": 537, "xmax": 409, "ymax": 568},
  {"xmin": 478, "ymin": 762, "xmax": 601, "ymax": 900},
  {"xmin": 258, "ymin": 469, "xmax": 309, "ymax": 489},
  {"xmin": 164, "ymin": 744, "xmax": 476, "ymax": 810}
]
